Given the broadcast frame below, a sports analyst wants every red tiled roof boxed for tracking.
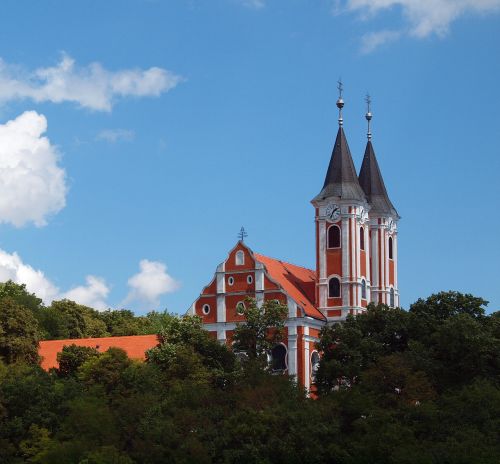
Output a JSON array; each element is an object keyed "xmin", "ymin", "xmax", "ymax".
[
  {"xmin": 38, "ymin": 334, "xmax": 159, "ymax": 370},
  {"xmin": 254, "ymin": 254, "xmax": 325, "ymax": 321}
]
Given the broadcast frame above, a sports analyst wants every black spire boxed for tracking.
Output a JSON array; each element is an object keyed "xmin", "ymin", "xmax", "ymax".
[
  {"xmin": 312, "ymin": 82, "xmax": 366, "ymax": 203},
  {"xmin": 358, "ymin": 141, "xmax": 398, "ymax": 217},
  {"xmin": 313, "ymin": 126, "xmax": 366, "ymax": 202}
]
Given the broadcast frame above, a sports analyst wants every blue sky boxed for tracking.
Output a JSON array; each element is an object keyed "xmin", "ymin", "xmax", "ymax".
[{"xmin": 0, "ymin": 0, "xmax": 499, "ymax": 314}]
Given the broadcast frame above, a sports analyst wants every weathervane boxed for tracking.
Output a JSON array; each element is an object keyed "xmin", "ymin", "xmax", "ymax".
[
  {"xmin": 238, "ymin": 226, "xmax": 248, "ymax": 242},
  {"xmin": 336, "ymin": 78, "xmax": 344, "ymax": 126},
  {"xmin": 365, "ymin": 93, "xmax": 372, "ymax": 141}
]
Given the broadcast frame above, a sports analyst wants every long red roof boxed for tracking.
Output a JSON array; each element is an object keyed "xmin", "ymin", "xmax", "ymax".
[
  {"xmin": 38, "ymin": 334, "xmax": 159, "ymax": 370},
  {"xmin": 254, "ymin": 254, "xmax": 325, "ymax": 321}
]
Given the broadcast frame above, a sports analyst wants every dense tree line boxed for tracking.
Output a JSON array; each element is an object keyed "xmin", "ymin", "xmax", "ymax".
[
  {"xmin": 0, "ymin": 280, "xmax": 172, "ymax": 345},
  {"xmin": 0, "ymin": 286, "xmax": 499, "ymax": 463}
]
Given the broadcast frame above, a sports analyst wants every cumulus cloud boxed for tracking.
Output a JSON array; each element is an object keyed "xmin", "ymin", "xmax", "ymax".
[
  {"xmin": 0, "ymin": 111, "xmax": 67, "ymax": 227},
  {"xmin": 0, "ymin": 249, "xmax": 179, "ymax": 311},
  {"xmin": 96, "ymin": 128, "xmax": 135, "ymax": 143},
  {"xmin": 125, "ymin": 259, "xmax": 180, "ymax": 309},
  {"xmin": 0, "ymin": 54, "xmax": 182, "ymax": 111},
  {"xmin": 340, "ymin": 0, "xmax": 500, "ymax": 51},
  {"xmin": 0, "ymin": 248, "xmax": 59, "ymax": 304},
  {"xmin": 61, "ymin": 276, "xmax": 110, "ymax": 310},
  {"xmin": 0, "ymin": 247, "xmax": 110, "ymax": 308}
]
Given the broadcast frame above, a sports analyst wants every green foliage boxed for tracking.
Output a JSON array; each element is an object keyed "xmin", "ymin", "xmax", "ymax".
[
  {"xmin": 0, "ymin": 290, "xmax": 498, "ymax": 463},
  {"xmin": 147, "ymin": 313, "xmax": 236, "ymax": 388},
  {"xmin": 56, "ymin": 345, "xmax": 100, "ymax": 378},
  {"xmin": 232, "ymin": 298, "xmax": 288, "ymax": 368},
  {"xmin": 0, "ymin": 297, "xmax": 40, "ymax": 364}
]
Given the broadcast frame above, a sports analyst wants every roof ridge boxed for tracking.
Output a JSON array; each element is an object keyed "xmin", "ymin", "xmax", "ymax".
[{"xmin": 254, "ymin": 253, "xmax": 315, "ymax": 274}]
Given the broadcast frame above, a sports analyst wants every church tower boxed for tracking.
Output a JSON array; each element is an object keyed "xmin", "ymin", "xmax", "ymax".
[
  {"xmin": 311, "ymin": 83, "xmax": 371, "ymax": 321},
  {"xmin": 358, "ymin": 97, "xmax": 400, "ymax": 307}
]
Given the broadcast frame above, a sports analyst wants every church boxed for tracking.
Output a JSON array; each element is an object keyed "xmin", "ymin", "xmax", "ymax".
[
  {"xmin": 187, "ymin": 89, "xmax": 399, "ymax": 390},
  {"xmin": 39, "ymin": 88, "xmax": 399, "ymax": 391}
]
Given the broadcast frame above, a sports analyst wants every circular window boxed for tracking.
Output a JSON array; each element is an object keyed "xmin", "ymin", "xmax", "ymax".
[
  {"xmin": 228, "ymin": 276, "xmax": 234, "ymax": 286},
  {"xmin": 247, "ymin": 275, "xmax": 253, "ymax": 284},
  {"xmin": 202, "ymin": 304, "xmax": 210, "ymax": 315},
  {"xmin": 236, "ymin": 302, "xmax": 245, "ymax": 315}
]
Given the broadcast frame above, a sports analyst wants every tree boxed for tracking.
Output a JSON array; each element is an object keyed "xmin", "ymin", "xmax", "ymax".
[
  {"xmin": 0, "ymin": 297, "xmax": 40, "ymax": 364},
  {"xmin": 0, "ymin": 280, "xmax": 44, "ymax": 315},
  {"xmin": 56, "ymin": 345, "xmax": 100, "ymax": 378},
  {"xmin": 45, "ymin": 300, "xmax": 108, "ymax": 340},
  {"xmin": 147, "ymin": 313, "xmax": 236, "ymax": 388},
  {"xmin": 232, "ymin": 298, "xmax": 288, "ymax": 369}
]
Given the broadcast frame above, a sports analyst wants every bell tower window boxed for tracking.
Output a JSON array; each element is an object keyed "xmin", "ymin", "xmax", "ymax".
[
  {"xmin": 390, "ymin": 288, "xmax": 395, "ymax": 308},
  {"xmin": 361, "ymin": 279, "xmax": 367, "ymax": 300},
  {"xmin": 328, "ymin": 277, "xmax": 341, "ymax": 298},
  {"xmin": 388, "ymin": 237, "xmax": 393, "ymax": 260},
  {"xmin": 360, "ymin": 226, "xmax": 365, "ymax": 250},
  {"xmin": 327, "ymin": 225, "xmax": 341, "ymax": 249}
]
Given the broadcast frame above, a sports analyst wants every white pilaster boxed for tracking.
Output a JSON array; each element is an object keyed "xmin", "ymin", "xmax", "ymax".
[
  {"xmin": 303, "ymin": 326, "xmax": 310, "ymax": 391},
  {"xmin": 216, "ymin": 295, "xmax": 226, "ymax": 323},
  {"xmin": 287, "ymin": 326, "xmax": 298, "ymax": 377}
]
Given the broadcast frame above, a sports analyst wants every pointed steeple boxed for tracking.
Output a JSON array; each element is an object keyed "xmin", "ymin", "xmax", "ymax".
[
  {"xmin": 358, "ymin": 98, "xmax": 398, "ymax": 217},
  {"xmin": 313, "ymin": 81, "xmax": 366, "ymax": 203}
]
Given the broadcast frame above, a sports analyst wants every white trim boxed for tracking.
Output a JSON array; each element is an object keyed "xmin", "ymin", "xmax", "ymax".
[
  {"xmin": 326, "ymin": 224, "xmax": 341, "ymax": 249},
  {"xmin": 217, "ymin": 295, "xmax": 226, "ymax": 323},
  {"xmin": 287, "ymin": 296, "xmax": 297, "ymax": 319},
  {"xmin": 236, "ymin": 301, "xmax": 246, "ymax": 315},
  {"xmin": 287, "ymin": 326, "xmax": 298, "ymax": 377},
  {"xmin": 235, "ymin": 250, "xmax": 245, "ymax": 266},
  {"xmin": 310, "ymin": 350, "xmax": 320, "ymax": 384},
  {"xmin": 327, "ymin": 275, "xmax": 341, "ymax": 299},
  {"xmin": 341, "ymin": 216, "xmax": 349, "ymax": 307}
]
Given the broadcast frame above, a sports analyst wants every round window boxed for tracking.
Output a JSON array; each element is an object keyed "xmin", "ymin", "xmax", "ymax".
[
  {"xmin": 202, "ymin": 304, "xmax": 210, "ymax": 315},
  {"xmin": 228, "ymin": 276, "xmax": 234, "ymax": 286},
  {"xmin": 247, "ymin": 275, "xmax": 253, "ymax": 284}
]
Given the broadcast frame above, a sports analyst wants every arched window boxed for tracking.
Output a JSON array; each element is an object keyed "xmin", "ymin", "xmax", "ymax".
[
  {"xmin": 311, "ymin": 351, "xmax": 320, "ymax": 382},
  {"xmin": 390, "ymin": 288, "xmax": 395, "ymax": 308},
  {"xmin": 361, "ymin": 279, "xmax": 367, "ymax": 300},
  {"xmin": 328, "ymin": 277, "xmax": 341, "ymax": 298},
  {"xmin": 360, "ymin": 226, "xmax": 365, "ymax": 250},
  {"xmin": 236, "ymin": 301, "xmax": 246, "ymax": 315},
  {"xmin": 270, "ymin": 344, "xmax": 287, "ymax": 372},
  {"xmin": 235, "ymin": 250, "xmax": 245, "ymax": 265},
  {"xmin": 327, "ymin": 225, "xmax": 341, "ymax": 249},
  {"xmin": 388, "ymin": 237, "xmax": 393, "ymax": 260}
]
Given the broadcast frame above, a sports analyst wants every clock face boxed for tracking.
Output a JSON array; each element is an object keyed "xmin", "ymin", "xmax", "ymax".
[{"xmin": 325, "ymin": 203, "xmax": 341, "ymax": 222}]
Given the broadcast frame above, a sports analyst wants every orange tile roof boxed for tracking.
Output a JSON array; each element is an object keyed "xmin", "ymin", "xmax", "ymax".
[
  {"xmin": 38, "ymin": 334, "xmax": 159, "ymax": 370},
  {"xmin": 254, "ymin": 254, "xmax": 325, "ymax": 321}
]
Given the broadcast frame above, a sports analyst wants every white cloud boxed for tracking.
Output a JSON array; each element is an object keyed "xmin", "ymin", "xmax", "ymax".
[
  {"xmin": 360, "ymin": 29, "xmax": 401, "ymax": 54},
  {"xmin": 0, "ymin": 249, "xmax": 179, "ymax": 311},
  {"xmin": 0, "ymin": 248, "xmax": 110, "ymax": 309},
  {"xmin": 0, "ymin": 54, "xmax": 182, "ymax": 111},
  {"xmin": 61, "ymin": 276, "xmax": 110, "ymax": 310},
  {"xmin": 96, "ymin": 129, "xmax": 135, "ymax": 143},
  {"xmin": 125, "ymin": 259, "xmax": 180, "ymax": 309},
  {"xmin": 240, "ymin": 0, "xmax": 265, "ymax": 9},
  {"xmin": 0, "ymin": 248, "xmax": 59, "ymax": 304},
  {"xmin": 0, "ymin": 111, "xmax": 67, "ymax": 227},
  {"xmin": 340, "ymin": 0, "xmax": 500, "ymax": 51}
]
